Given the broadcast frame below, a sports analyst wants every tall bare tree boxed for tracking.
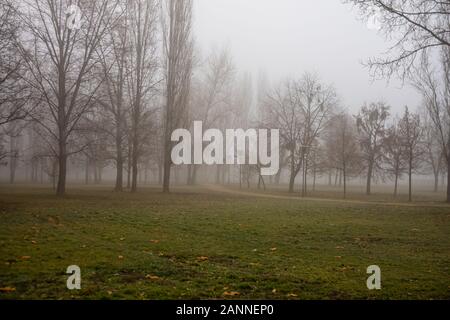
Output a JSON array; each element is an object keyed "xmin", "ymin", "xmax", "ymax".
[
  {"xmin": 398, "ymin": 106, "xmax": 424, "ymax": 202},
  {"xmin": 383, "ymin": 119, "xmax": 407, "ymax": 197},
  {"xmin": 17, "ymin": 0, "xmax": 120, "ymax": 196},
  {"xmin": 162, "ymin": 0, "xmax": 194, "ymax": 193},
  {"xmin": 327, "ymin": 112, "xmax": 361, "ymax": 199},
  {"xmin": 127, "ymin": 0, "xmax": 159, "ymax": 193},
  {"xmin": 0, "ymin": 0, "xmax": 30, "ymax": 126},
  {"xmin": 411, "ymin": 48, "xmax": 450, "ymax": 202},
  {"xmin": 422, "ymin": 112, "xmax": 444, "ymax": 192},
  {"xmin": 96, "ymin": 2, "xmax": 130, "ymax": 191}
]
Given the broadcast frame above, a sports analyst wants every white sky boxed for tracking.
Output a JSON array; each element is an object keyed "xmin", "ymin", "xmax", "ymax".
[{"xmin": 193, "ymin": 0, "xmax": 421, "ymax": 116}]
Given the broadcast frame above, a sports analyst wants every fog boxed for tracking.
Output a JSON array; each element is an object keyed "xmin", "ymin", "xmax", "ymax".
[
  {"xmin": 0, "ymin": 0, "xmax": 447, "ymax": 202},
  {"xmin": 194, "ymin": 0, "xmax": 420, "ymax": 114}
]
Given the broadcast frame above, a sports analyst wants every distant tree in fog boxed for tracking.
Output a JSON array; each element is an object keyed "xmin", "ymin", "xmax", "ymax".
[
  {"xmin": 398, "ymin": 106, "xmax": 424, "ymax": 202},
  {"xmin": 327, "ymin": 112, "xmax": 362, "ymax": 199},
  {"xmin": 187, "ymin": 48, "xmax": 235, "ymax": 185},
  {"xmin": 422, "ymin": 113, "xmax": 445, "ymax": 192},
  {"xmin": 264, "ymin": 73, "xmax": 336, "ymax": 193},
  {"xmin": 355, "ymin": 102, "xmax": 390, "ymax": 195},
  {"xmin": 411, "ymin": 48, "xmax": 450, "ymax": 202},
  {"xmin": 383, "ymin": 119, "xmax": 407, "ymax": 197}
]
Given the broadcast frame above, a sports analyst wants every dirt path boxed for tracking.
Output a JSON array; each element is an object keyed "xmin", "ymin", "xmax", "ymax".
[{"xmin": 204, "ymin": 184, "xmax": 450, "ymax": 208}]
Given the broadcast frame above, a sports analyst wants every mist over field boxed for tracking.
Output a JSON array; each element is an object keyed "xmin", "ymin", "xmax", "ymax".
[{"xmin": 0, "ymin": 0, "xmax": 449, "ymax": 302}]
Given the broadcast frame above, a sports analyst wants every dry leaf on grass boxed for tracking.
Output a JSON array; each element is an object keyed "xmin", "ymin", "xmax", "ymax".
[
  {"xmin": 145, "ymin": 275, "xmax": 161, "ymax": 280},
  {"xmin": 223, "ymin": 291, "xmax": 240, "ymax": 297},
  {"xmin": 197, "ymin": 256, "xmax": 209, "ymax": 262}
]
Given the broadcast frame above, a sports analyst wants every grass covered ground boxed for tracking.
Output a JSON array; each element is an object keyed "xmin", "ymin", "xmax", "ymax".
[{"xmin": 0, "ymin": 185, "xmax": 449, "ymax": 300}]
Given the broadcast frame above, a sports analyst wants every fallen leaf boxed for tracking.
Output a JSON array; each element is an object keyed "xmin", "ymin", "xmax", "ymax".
[
  {"xmin": 223, "ymin": 291, "xmax": 240, "ymax": 296},
  {"xmin": 287, "ymin": 293, "xmax": 298, "ymax": 297},
  {"xmin": 197, "ymin": 256, "xmax": 209, "ymax": 261},
  {"xmin": 145, "ymin": 275, "xmax": 160, "ymax": 280},
  {"xmin": 31, "ymin": 241, "xmax": 37, "ymax": 245},
  {"xmin": 118, "ymin": 255, "xmax": 124, "ymax": 260},
  {"xmin": 20, "ymin": 256, "xmax": 31, "ymax": 260},
  {"xmin": 270, "ymin": 248, "xmax": 277, "ymax": 251},
  {"xmin": 0, "ymin": 287, "xmax": 16, "ymax": 293}
]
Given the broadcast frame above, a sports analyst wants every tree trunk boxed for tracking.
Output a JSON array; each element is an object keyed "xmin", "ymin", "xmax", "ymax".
[
  {"xmin": 408, "ymin": 151, "xmax": 413, "ymax": 202},
  {"xmin": 447, "ymin": 153, "xmax": 450, "ymax": 203},
  {"xmin": 394, "ymin": 172, "xmax": 399, "ymax": 198},
  {"xmin": 343, "ymin": 162, "xmax": 347, "ymax": 199},
  {"xmin": 115, "ymin": 126, "xmax": 123, "ymax": 192},
  {"xmin": 366, "ymin": 160, "xmax": 373, "ymax": 195},
  {"xmin": 433, "ymin": 171, "xmax": 439, "ymax": 193},
  {"xmin": 56, "ymin": 141, "xmax": 67, "ymax": 197}
]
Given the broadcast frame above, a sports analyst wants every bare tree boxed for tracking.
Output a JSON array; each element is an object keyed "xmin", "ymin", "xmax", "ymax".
[
  {"xmin": 398, "ymin": 106, "xmax": 424, "ymax": 202},
  {"xmin": 0, "ymin": 0, "xmax": 30, "ymax": 126},
  {"xmin": 411, "ymin": 48, "xmax": 450, "ymax": 202},
  {"xmin": 422, "ymin": 112, "xmax": 445, "ymax": 192},
  {"xmin": 345, "ymin": 0, "xmax": 450, "ymax": 78},
  {"xmin": 356, "ymin": 102, "xmax": 390, "ymax": 195},
  {"xmin": 161, "ymin": 0, "xmax": 194, "ymax": 193},
  {"xmin": 16, "ymin": 0, "xmax": 120, "ymax": 196},
  {"xmin": 328, "ymin": 112, "xmax": 362, "ymax": 199},
  {"xmin": 264, "ymin": 73, "xmax": 336, "ymax": 193},
  {"xmin": 383, "ymin": 119, "xmax": 407, "ymax": 197},
  {"xmin": 126, "ymin": 0, "xmax": 159, "ymax": 193},
  {"xmin": 95, "ymin": 2, "xmax": 130, "ymax": 191}
]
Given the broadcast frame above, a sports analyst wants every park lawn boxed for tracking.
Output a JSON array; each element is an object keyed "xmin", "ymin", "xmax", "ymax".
[{"xmin": 0, "ymin": 185, "xmax": 449, "ymax": 300}]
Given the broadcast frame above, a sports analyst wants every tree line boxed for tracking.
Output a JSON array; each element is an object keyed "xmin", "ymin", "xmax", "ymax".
[{"xmin": 0, "ymin": 0, "xmax": 449, "ymax": 202}]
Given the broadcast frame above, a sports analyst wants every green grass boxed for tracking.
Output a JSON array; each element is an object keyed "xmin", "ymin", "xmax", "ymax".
[{"xmin": 0, "ymin": 185, "xmax": 449, "ymax": 300}]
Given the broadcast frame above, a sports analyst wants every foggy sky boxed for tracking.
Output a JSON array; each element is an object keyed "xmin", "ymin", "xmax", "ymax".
[{"xmin": 193, "ymin": 0, "xmax": 421, "ymax": 116}]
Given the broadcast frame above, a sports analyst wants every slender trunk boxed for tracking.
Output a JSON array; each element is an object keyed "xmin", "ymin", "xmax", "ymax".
[
  {"xmin": 162, "ymin": 138, "xmax": 172, "ymax": 193},
  {"xmin": 115, "ymin": 122, "xmax": 123, "ymax": 192},
  {"xmin": 446, "ymin": 153, "xmax": 450, "ymax": 203},
  {"xmin": 56, "ymin": 141, "xmax": 67, "ymax": 196},
  {"xmin": 394, "ymin": 172, "xmax": 399, "ymax": 198},
  {"xmin": 343, "ymin": 162, "xmax": 347, "ymax": 199},
  {"xmin": 9, "ymin": 136, "xmax": 17, "ymax": 184},
  {"xmin": 85, "ymin": 156, "xmax": 89, "ymax": 185},
  {"xmin": 215, "ymin": 165, "xmax": 221, "ymax": 184},
  {"xmin": 433, "ymin": 171, "xmax": 439, "ymax": 193},
  {"xmin": 408, "ymin": 151, "xmax": 413, "ymax": 202},
  {"xmin": 313, "ymin": 167, "xmax": 316, "ymax": 192},
  {"xmin": 366, "ymin": 160, "xmax": 373, "ymax": 195}
]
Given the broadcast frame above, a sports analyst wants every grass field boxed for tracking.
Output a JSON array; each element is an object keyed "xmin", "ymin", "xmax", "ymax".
[{"xmin": 0, "ymin": 185, "xmax": 449, "ymax": 300}]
